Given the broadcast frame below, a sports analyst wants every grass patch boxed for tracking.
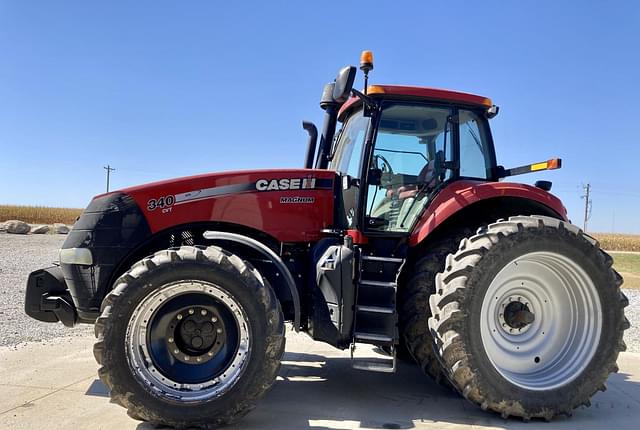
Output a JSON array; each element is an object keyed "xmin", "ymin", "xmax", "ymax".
[
  {"xmin": 0, "ymin": 205, "xmax": 82, "ymax": 225},
  {"xmin": 610, "ymin": 252, "xmax": 640, "ymax": 290},
  {"xmin": 610, "ymin": 253, "xmax": 640, "ymax": 274}
]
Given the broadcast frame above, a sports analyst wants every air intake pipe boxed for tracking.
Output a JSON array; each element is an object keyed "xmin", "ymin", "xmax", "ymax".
[{"xmin": 302, "ymin": 121, "xmax": 318, "ymax": 169}]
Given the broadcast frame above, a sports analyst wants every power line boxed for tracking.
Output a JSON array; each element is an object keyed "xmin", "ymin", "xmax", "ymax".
[
  {"xmin": 581, "ymin": 183, "xmax": 592, "ymax": 232},
  {"xmin": 104, "ymin": 165, "xmax": 116, "ymax": 192}
]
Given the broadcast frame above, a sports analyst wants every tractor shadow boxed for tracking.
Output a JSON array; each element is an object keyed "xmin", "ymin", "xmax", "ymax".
[{"xmin": 133, "ymin": 351, "xmax": 640, "ymax": 430}]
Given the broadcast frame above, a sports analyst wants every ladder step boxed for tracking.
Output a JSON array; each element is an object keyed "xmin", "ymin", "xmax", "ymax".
[
  {"xmin": 354, "ymin": 332, "xmax": 394, "ymax": 343},
  {"xmin": 361, "ymin": 255, "xmax": 404, "ymax": 263},
  {"xmin": 356, "ymin": 305, "xmax": 395, "ymax": 314},
  {"xmin": 359, "ymin": 280, "xmax": 397, "ymax": 288},
  {"xmin": 352, "ymin": 358, "xmax": 396, "ymax": 373}
]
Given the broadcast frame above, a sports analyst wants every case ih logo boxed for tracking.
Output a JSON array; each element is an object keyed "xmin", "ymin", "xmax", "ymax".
[{"xmin": 255, "ymin": 177, "xmax": 316, "ymax": 191}]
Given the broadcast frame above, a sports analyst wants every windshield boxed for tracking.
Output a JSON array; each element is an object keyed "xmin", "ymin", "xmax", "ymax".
[{"xmin": 329, "ymin": 109, "xmax": 369, "ymax": 177}]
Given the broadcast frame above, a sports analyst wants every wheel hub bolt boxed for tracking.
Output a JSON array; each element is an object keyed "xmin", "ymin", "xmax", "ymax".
[
  {"xmin": 211, "ymin": 317, "xmax": 218, "ymax": 323},
  {"xmin": 168, "ymin": 337, "xmax": 174, "ymax": 343},
  {"xmin": 196, "ymin": 357, "xmax": 202, "ymax": 362},
  {"xmin": 208, "ymin": 351, "xmax": 214, "ymax": 356},
  {"xmin": 201, "ymin": 309, "xmax": 207, "ymax": 316},
  {"xmin": 189, "ymin": 308, "xmax": 195, "ymax": 315},
  {"xmin": 184, "ymin": 356, "xmax": 190, "ymax": 361},
  {"xmin": 216, "ymin": 328, "xmax": 223, "ymax": 334},
  {"xmin": 173, "ymin": 349, "xmax": 179, "ymax": 354},
  {"xmin": 176, "ymin": 314, "xmax": 183, "ymax": 320}
]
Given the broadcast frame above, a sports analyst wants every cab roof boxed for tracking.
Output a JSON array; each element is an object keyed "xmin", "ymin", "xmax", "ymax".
[{"xmin": 337, "ymin": 84, "xmax": 493, "ymax": 121}]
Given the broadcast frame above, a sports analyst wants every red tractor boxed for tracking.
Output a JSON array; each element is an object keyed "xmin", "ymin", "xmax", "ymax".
[{"xmin": 25, "ymin": 51, "xmax": 628, "ymax": 427}]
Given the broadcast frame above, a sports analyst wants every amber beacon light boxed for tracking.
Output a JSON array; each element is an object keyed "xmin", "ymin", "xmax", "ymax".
[{"xmin": 360, "ymin": 50, "xmax": 374, "ymax": 94}]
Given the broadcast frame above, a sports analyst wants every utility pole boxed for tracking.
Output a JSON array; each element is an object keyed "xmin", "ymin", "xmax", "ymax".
[
  {"xmin": 104, "ymin": 165, "xmax": 116, "ymax": 192},
  {"xmin": 581, "ymin": 183, "xmax": 592, "ymax": 232}
]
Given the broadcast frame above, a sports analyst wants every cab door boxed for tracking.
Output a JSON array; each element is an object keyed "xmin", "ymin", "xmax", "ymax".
[
  {"xmin": 362, "ymin": 102, "xmax": 454, "ymax": 233},
  {"xmin": 329, "ymin": 109, "xmax": 370, "ymax": 229}
]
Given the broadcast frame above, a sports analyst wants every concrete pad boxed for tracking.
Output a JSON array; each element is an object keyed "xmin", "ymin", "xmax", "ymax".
[
  {"xmin": 1, "ymin": 330, "xmax": 639, "ymax": 429},
  {"xmin": 0, "ymin": 337, "xmax": 96, "ymax": 390},
  {"xmin": 0, "ymin": 385, "xmax": 52, "ymax": 415}
]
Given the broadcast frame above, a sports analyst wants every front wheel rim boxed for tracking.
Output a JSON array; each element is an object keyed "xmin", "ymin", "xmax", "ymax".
[
  {"xmin": 126, "ymin": 280, "xmax": 251, "ymax": 402},
  {"xmin": 480, "ymin": 251, "xmax": 602, "ymax": 391}
]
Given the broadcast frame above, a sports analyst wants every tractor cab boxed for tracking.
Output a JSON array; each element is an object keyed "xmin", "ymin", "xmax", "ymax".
[
  {"xmin": 304, "ymin": 52, "xmax": 562, "ymax": 371},
  {"xmin": 303, "ymin": 52, "xmax": 502, "ymax": 238},
  {"xmin": 330, "ymin": 86, "xmax": 497, "ymax": 235}
]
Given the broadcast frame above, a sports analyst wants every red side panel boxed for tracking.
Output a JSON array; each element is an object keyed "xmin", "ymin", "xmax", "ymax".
[
  {"xmin": 409, "ymin": 180, "xmax": 568, "ymax": 246},
  {"xmin": 121, "ymin": 169, "xmax": 336, "ymax": 243}
]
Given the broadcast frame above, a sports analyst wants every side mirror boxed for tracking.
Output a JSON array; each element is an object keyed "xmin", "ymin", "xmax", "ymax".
[{"xmin": 332, "ymin": 66, "xmax": 357, "ymax": 103}]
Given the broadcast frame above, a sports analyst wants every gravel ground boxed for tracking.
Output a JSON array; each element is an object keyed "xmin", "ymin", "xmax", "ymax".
[
  {"xmin": 0, "ymin": 232, "xmax": 639, "ymax": 353},
  {"xmin": 623, "ymin": 288, "xmax": 640, "ymax": 352},
  {"xmin": 0, "ymin": 233, "xmax": 91, "ymax": 348}
]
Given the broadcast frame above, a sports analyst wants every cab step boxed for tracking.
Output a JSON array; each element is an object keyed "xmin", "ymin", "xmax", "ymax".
[
  {"xmin": 356, "ymin": 304, "xmax": 395, "ymax": 314},
  {"xmin": 359, "ymin": 280, "xmax": 397, "ymax": 288},
  {"xmin": 349, "ymin": 251, "xmax": 404, "ymax": 373},
  {"xmin": 354, "ymin": 332, "xmax": 394, "ymax": 344},
  {"xmin": 352, "ymin": 357, "xmax": 396, "ymax": 373},
  {"xmin": 350, "ymin": 343, "xmax": 396, "ymax": 373}
]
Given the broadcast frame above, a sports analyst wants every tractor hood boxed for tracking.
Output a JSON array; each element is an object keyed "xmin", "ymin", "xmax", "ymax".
[{"xmin": 116, "ymin": 168, "xmax": 337, "ymax": 242}]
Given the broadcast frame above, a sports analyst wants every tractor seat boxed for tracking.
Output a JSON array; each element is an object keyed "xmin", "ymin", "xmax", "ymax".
[{"xmin": 386, "ymin": 160, "xmax": 436, "ymax": 200}]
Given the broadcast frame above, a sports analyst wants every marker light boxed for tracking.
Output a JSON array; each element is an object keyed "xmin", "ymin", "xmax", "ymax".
[
  {"xmin": 530, "ymin": 162, "xmax": 548, "ymax": 172},
  {"xmin": 360, "ymin": 50, "xmax": 374, "ymax": 72},
  {"xmin": 366, "ymin": 85, "xmax": 385, "ymax": 94},
  {"xmin": 531, "ymin": 158, "xmax": 562, "ymax": 172},
  {"xmin": 547, "ymin": 158, "xmax": 562, "ymax": 169}
]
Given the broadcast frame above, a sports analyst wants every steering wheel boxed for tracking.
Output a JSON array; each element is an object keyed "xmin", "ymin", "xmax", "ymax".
[{"xmin": 374, "ymin": 154, "xmax": 394, "ymax": 175}]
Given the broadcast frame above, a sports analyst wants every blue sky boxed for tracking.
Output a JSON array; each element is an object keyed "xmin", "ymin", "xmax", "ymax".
[{"xmin": 1, "ymin": 1, "xmax": 639, "ymax": 233}]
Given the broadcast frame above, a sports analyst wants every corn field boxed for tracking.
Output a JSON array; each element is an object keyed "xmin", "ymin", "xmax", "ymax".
[
  {"xmin": 592, "ymin": 233, "xmax": 640, "ymax": 252},
  {"xmin": 0, "ymin": 205, "xmax": 83, "ymax": 225}
]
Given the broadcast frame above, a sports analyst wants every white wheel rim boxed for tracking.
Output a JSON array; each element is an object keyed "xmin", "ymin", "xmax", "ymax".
[
  {"xmin": 126, "ymin": 280, "xmax": 251, "ymax": 402},
  {"xmin": 480, "ymin": 251, "xmax": 602, "ymax": 391}
]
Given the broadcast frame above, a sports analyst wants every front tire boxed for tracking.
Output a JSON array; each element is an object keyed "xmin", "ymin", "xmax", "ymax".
[
  {"xmin": 94, "ymin": 246, "xmax": 285, "ymax": 428},
  {"xmin": 429, "ymin": 216, "xmax": 629, "ymax": 420}
]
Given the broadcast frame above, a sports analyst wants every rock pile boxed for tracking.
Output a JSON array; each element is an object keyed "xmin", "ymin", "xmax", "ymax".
[
  {"xmin": 3, "ymin": 220, "xmax": 31, "ymax": 234},
  {"xmin": 0, "ymin": 221, "xmax": 71, "ymax": 235},
  {"xmin": 52, "ymin": 223, "xmax": 70, "ymax": 234},
  {"xmin": 31, "ymin": 225, "xmax": 51, "ymax": 234}
]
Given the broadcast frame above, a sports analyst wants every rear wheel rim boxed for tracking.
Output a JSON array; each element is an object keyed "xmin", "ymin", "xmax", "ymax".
[
  {"xmin": 126, "ymin": 280, "xmax": 251, "ymax": 402},
  {"xmin": 480, "ymin": 251, "xmax": 602, "ymax": 391}
]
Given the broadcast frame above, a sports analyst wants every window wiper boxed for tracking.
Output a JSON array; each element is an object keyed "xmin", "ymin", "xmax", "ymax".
[{"xmin": 465, "ymin": 123, "xmax": 484, "ymax": 152}]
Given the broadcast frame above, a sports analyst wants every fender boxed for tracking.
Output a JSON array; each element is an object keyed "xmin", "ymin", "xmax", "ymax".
[
  {"xmin": 203, "ymin": 231, "xmax": 301, "ymax": 331},
  {"xmin": 409, "ymin": 180, "xmax": 568, "ymax": 246}
]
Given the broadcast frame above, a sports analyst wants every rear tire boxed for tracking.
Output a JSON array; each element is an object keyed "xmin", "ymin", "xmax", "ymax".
[
  {"xmin": 399, "ymin": 230, "xmax": 472, "ymax": 384},
  {"xmin": 94, "ymin": 246, "xmax": 285, "ymax": 428},
  {"xmin": 429, "ymin": 216, "xmax": 629, "ymax": 419}
]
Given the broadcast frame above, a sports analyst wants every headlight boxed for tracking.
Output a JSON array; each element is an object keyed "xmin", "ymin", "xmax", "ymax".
[{"xmin": 59, "ymin": 248, "xmax": 93, "ymax": 266}]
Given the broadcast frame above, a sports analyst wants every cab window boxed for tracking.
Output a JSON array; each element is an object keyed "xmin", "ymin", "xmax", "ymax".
[
  {"xmin": 459, "ymin": 109, "xmax": 492, "ymax": 179},
  {"xmin": 330, "ymin": 109, "xmax": 369, "ymax": 177}
]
